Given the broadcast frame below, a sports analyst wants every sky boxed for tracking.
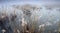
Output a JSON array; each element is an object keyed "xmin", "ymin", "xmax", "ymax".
[
  {"xmin": 0, "ymin": 0, "xmax": 60, "ymax": 6},
  {"xmin": 0, "ymin": 0, "xmax": 60, "ymax": 3}
]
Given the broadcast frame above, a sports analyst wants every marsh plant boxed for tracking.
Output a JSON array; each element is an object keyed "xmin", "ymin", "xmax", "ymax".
[{"xmin": 0, "ymin": 4, "xmax": 59, "ymax": 33}]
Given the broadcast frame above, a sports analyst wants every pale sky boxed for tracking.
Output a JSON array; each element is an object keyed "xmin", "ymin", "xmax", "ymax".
[{"xmin": 0, "ymin": 0, "xmax": 60, "ymax": 6}]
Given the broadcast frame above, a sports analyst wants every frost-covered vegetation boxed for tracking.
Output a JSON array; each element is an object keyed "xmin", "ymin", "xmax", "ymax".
[{"xmin": 0, "ymin": 4, "xmax": 60, "ymax": 33}]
